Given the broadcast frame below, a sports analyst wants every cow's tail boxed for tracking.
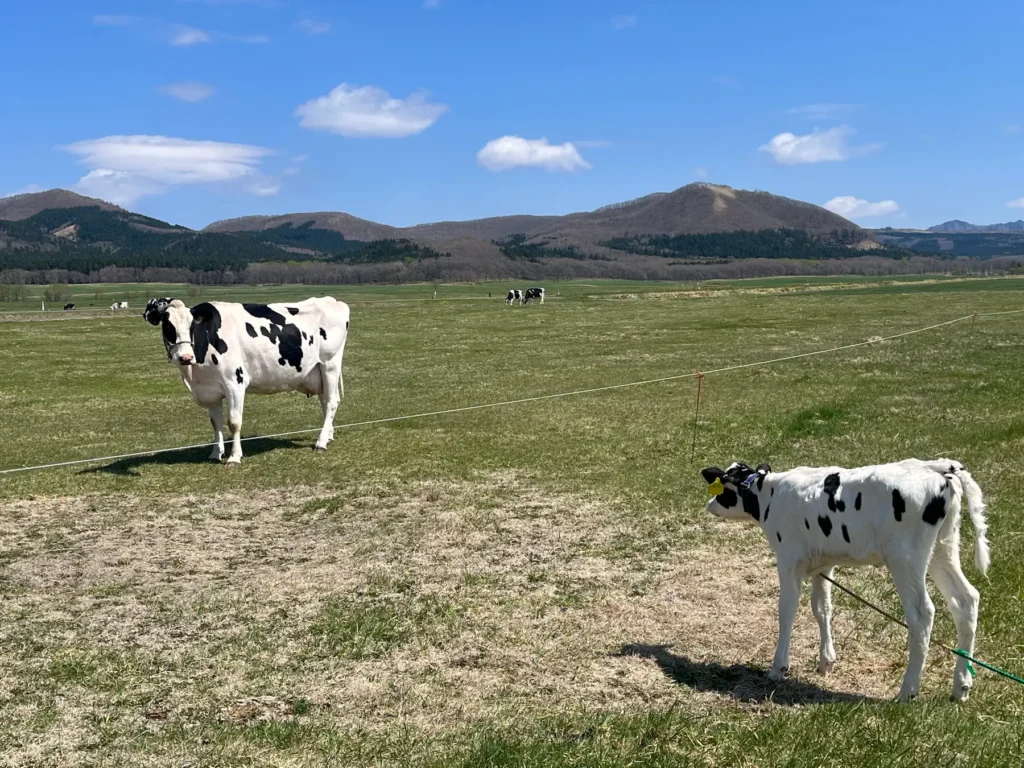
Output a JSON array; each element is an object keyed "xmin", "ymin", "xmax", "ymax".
[{"xmin": 940, "ymin": 462, "xmax": 990, "ymax": 575}]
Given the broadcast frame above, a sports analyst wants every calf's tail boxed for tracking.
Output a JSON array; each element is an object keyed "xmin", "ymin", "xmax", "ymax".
[{"xmin": 956, "ymin": 467, "xmax": 990, "ymax": 575}]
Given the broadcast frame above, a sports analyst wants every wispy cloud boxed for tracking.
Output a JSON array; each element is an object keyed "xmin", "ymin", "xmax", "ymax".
[
  {"xmin": 785, "ymin": 103, "xmax": 859, "ymax": 120},
  {"xmin": 423, "ymin": 0, "xmax": 441, "ymax": 8},
  {"xmin": 94, "ymin": 14, "xmax": 268, "ymax": 46},
  {"xmin": 611, "ymin": 15, "xmax": 636, "ymax": 30},
  {"xmin": 824, "ymin": 196, "xmax": 899, "ymax": 219},
  {"xmin": 296, "ymin": 17, "xmax": 330, "ymax": 35},
  {"xmin": 61, "ymin": 135, "xmax": 275, "ymax": 205},
  {"xmin": 760, "ymin": 126, "xmax": 881, "ymax": 165},
  {"xmin": 477, "ymin": 136, "xmax": 591, "ymax": 172},
  {"xmin": 282, "ymin": 154, "xmax": 307, "ymax": 175},
  {"xmin": 1007, "ymin": 198, "xmax": 1024, "ymax": 208},
  {"xmin": 295, "ymin": 84, "xmax": 449, "ymax": 138},
  {"xmin": 159, "ymin": 81, "xmax": 215, "ymax": 102}
]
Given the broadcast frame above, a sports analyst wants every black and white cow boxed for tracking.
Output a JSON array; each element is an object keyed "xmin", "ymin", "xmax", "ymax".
[
  {"xmin": 110, "ymin": 301, "xmax": 128, "ymax": 310},
  {"xmin": 63, "ymin": 303, "xmax": 75, "ymax": 310},
  {"xmin": 523, "ymin": 287, "xmax": 545, "ymax": 304},
  {"xmin": 701, "ymin": 459, "xmax": 990, "ymax": 701},
  {"xmin": 144, "ymin": 296, "xmax": 350, "ymax": 464},
  {"xmin": 505, "ymin": 289, "xmax": 522, "ymax": 305}
]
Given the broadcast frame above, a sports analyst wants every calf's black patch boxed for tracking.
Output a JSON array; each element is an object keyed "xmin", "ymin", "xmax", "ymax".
[
  {"xmin": 922, "ymin": 496, "xmax": 946, "ymax": 525},
  {"xmin": 855, "ymin": 492, "xmax": 862, "ymax": 511},
  {"xmin": 777, "ymin": 532, "xmax": 782, "ymax": 543},
  {"xmin": 245, "ymin": 322, "xmax": 258, "ymax": 339},
  {"xmin": 841, "ymin": 524, "xmax": 850, "ymax": 543},
  {"xmin": 236, "ymin": 367, "xmax": 244, "ymax": 384},
  {"xmin": 805, "ymin": 519, "xmax": 810, "ymax": 529},
  {"xmin": 763, "ymin": 503, "xmax": 770, "ymax": 521},
  {"xmin": 716, "ymin": 488, "xmax": 738, "ymax": 509},
  {"xmin": 211, "ymin": 353, "xmax": 218, "ymax": 366},
  {"xmin": 319, "ymin": 327, "xmax": 327, "ymax": 340},
  {"xmin": 190, "ymin": 303, "xmax": 229, "ymax": 364},
  {"xmin": 824, "ymin": 473, "xmax": 841, "ymax": 512},
  {"xmin": 739, "ymin": 487, "xmax": 761, "ymax": 522},
  {"xmin": 287, "ymin": 307, "xmax": 299, "ymax": 316},
  {"xmin": 892, "ymin": 489, "xmax": 906, "ymax": 522},
  {"xmin": 818, "ymin": 516, "xmax": 833, "ymax": 537}
]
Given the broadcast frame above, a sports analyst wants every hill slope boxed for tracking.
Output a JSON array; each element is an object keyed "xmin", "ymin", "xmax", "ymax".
[{"xmin": 0, "ymin": 189, "xmax": 124, "ymax": 221}]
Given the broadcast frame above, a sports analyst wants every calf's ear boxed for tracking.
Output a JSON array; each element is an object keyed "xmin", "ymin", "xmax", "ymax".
[
  {"xmin": 756, "ymin": 463, "xmax": 772, "ymax": 474},
  {"xmin": 701, "ymin": 466, "xmax": 725, "ymax": 484}
]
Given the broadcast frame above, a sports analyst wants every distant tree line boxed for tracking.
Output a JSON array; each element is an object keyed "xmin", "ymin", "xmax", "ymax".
[{"xmin": 494, "ymin": 234, "xmax": 613, "ymax": 262}]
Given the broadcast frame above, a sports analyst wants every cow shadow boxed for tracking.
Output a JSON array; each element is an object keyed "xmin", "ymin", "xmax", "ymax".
[
  {"xmin": 82, "ymin": 437, "xmax": 305, "ymax": 477},
  {"xmin": 616, "ymin": 643, "xmax": 872, "ymax": 705}
]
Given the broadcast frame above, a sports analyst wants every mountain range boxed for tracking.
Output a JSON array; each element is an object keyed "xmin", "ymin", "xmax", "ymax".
[{"xmin": 927, "ymin": 219, "xmax": 1024, "ymax": 233}]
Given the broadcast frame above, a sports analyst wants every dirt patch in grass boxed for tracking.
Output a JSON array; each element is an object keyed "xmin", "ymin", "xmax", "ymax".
[{"xmin": 0, "ymin": 474, "xmax": 924, "ymax": 764}]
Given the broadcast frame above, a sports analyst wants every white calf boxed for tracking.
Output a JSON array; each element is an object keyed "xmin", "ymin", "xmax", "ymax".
[{"xmin": 701, "ymin": 458, "xmax": 990, "ymax": 701}]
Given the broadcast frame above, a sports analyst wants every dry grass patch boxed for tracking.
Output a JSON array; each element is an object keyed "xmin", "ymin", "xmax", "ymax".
[{"xmin": 0, "ymin": 474, "xmax": 929, "ymax": 764}]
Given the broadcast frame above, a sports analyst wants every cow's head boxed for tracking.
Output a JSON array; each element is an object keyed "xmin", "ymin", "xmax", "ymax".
[
  {"xmin": 144, "ymin": 297, "xmax": 196, "ymax": 365},
  {"xmin": 701, "ymin": 461, "xmax": 772, "ymax": 521}
]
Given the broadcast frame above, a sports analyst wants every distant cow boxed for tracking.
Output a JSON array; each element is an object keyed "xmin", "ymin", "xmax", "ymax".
[
  {"xmin": 701, "ymin": 458, "xmax": 990, "ymax": 702},
  {"xmin": 110, "ymin": 302, "xmax": 128, "ymax": 310},
  {"xmin": 63, "ymin": 303, "xmax": 75, "ymax": 310},
  {"xmin": 505, "ymin": 289, "xmax": 522, "ymax": 305},
  {"xmin": 523, "ymin": 287, "xmax": 545, "ymax": 304},
  {"xmin": 143, "ymin": 296, "xmax": 350, "ymax": 464}
]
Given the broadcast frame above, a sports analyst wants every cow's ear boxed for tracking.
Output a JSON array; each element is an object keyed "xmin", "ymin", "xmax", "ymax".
[
  {"xmin": 143, "ymin": 297, "xmax": 171, "ymax": 326},
  {"xmin": 756, "ymin": 463, "xmax": 772, "ymax": 475},
  {"xmin": 701, "ymin": 466, "xmax": 725, "ymax": 485}
]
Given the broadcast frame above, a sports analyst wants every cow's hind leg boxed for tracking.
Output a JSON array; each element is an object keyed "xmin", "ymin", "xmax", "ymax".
[
  {"xmin": 208, "ymin": 404, "xmax": 225, "ymax": 462},
  {"xmin": 811, "ymin": 568, "xmax": 837, "ymax": 674},
  {"xmin": 224, "ymin": 388, "xmax": 246, "ymax": 465},
  {"xmin": 314, "ymin": 360, "xmax": 341, "ymax": 451},
  {"xmin": 929, "ymin": 544, "xmax": 980, "ymax": 701}
]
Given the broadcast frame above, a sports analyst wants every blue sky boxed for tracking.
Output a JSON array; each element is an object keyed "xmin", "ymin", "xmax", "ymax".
[{"xmin": 1, "ymin": 0, "xmax": 1022, "ymax": 230}]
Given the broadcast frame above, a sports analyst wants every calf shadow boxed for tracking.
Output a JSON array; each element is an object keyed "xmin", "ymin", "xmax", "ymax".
[
  {"xmin": 616, "ymin": 643, "xmax": 871, "ymax": 705},
  {"xmin": 82, "ymin": 437, "xmax": 305, "ymax": 477}
]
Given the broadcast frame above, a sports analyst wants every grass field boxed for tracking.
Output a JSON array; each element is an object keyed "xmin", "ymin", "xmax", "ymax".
[{"xmin": 1, "ymin": 276, "xmax": 1024, "ymax": 766}]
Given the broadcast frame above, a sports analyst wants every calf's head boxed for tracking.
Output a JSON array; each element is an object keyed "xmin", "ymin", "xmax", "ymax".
[
  {"xmin": 144, "ymin": 297, "xmax": 196, "ymax": 365},
  {"xmin": 701, "ymin": 461, "xmax": 772, "ymax": 521}
]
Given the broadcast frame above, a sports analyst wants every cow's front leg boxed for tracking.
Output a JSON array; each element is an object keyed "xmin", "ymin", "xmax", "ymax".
[
  {"xmin": 208, "ymin": 404, "xmax": 225, "ymax": 462},
  {"xmin": 224, "ymin": 388, "xmax": 246, "ymax": 465},
  {"xmin": 314, "ymin": 361, "xmax": 341, "ymax": 451},
  {"xmin": 769, "ymin": 563, "xmax": 802, "ymax": 681}
]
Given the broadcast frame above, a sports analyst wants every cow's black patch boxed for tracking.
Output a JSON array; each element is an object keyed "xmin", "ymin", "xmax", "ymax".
[
  {"xmin": 211, "ymin": 353, "xmax": 218, "ymax": 366},
  {"xmin": 257, "ymin": 316, "xmax": 305, "ymax": 372},
  {"xmin": 739, "ymin": 487, "xmax": 761, "ymax": 521},
  {"xmin": 777, "ymin": 532, "xmax": 782, "ymax": 543},
  {"xmin": 771, "ymin": 487, "xmax": 774, "ymax": 496},
  {"xmin": 757, "ymin": 474, "xmax": 765, "ymax": 491},
  {"xmin": 922, "ymin": 496, "xmax": 946, "ymax": 525},
  {"xmin": 892, "ymin": 489, "xmax": 906, "ymax": 522},
  {"xmin": 818, "ymin": 516, "xmax": 833, "ymax": 537},
  {"xmin": 245, "ymin": 322, "xmax": 258, "ymax": 339},
  {"xmin": 824, "ymin": 473, "xmax": 840, "ymax": 512},
  {"xmin": 236, "ymin": 367, "xmax": 244, "ymax": 384},
  {"xmin": 243, "ymin": 303, "xmax": 287, "ymax": 326},
  {"xmin": 855, "ymin": 492, "xmax": 862, "ymax": 511},
  {"xmin": 346, "ymin": 320, "xmax": 349, "ymax": 330},
  {"xmin": 763, "ymin": 503, "xmax": 770, "ymax": 521},
  {"xmin": 841, "ymin": 524, "xmax": 850, "ymax": 543},
  {"xmin": 161, "ymin": 318, "xmax": 177, "ymax": 348},
  {"xmin": 287, "ymin": 307, "xmax": 299, "ymax": 316},
  {"xmin": 301, "ymin": 330, "xmax": 307, "ymax": 340},
  {"xmin": 190, "ymin": 303, "xmax": 229, "ymax": 364},
  {"xmin": 319, "ymin": 327, "xmax": 327, "ymax": 340},
  {"xmin": 805, "ymin": 519, "xmax": 810, "ymax": 529},
  {"xmin": 836, "ymin": 500, "xmax": 846, "ymax": 512},
  {"xmin": 716, "ymin": 488, "xmax": 738, "ymax": 509}
]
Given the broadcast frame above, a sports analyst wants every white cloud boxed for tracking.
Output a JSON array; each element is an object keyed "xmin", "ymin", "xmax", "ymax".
[
  {"xmin": 292, "ymin": 153, "xmax": 308, "ymax": 164},
  {"xmin": 1007, "ymin": 198, "xmax": 1024, "ymax": 208},
  {"xmin": 785, "ymin": 103, "xmax": 859, "ymax": 120},
  {"xmin": 170, "ymin": 24, "xmax": 212, "ymax": 45},
  {"xmin": 296, "ymin": 18, "xmax": 330, "ymax": 35},
  {"xmin": 295, "ymin": 84, "xmax": 449, "ymax": 138},
  {"xmin": 159, "ymin": 81, "xmax": 215, "ymax": 102},
  {"xmin": 250, "ymin": 181, "xmax": 281, "ymax": 197},
  {"xmin": 424, "ymin": 0, "xmax": 441, "ymax": 8},
  {"xmin": 611, "ymin": 15, "xmax": 636, "ymax": 30},
  {"xmin": 824, "ymin": 196, "xmax": 900, "ymax": 219},
  {"xmin": 477, "ymin": 136, "xmax": 591, "ymax": 172},
  {"xmin": 1, "ymin": 184, "xmax": 43, "ymax": 198},
  {"xmin": 760, "ymin": 126, "xmax": 880, "ymax": 165},
  {"xmin": 61, "ymin": 135, "xmax": 274, "ymax": 205},
  {"xmin": 693, "ymin": 167, "xmax": 708, "ymax": 178}
]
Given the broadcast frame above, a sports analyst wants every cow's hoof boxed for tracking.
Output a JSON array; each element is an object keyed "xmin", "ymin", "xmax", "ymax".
[
  {"xmin": 208, "ymin": 456, "xmax": 223, "ymax": 464},
  {"xmin": 818, "ymin": 659, "xmax": 835, "ymax": 675},
  {"xmin": 313, "ymin": 446, "xmax": 327, "ymax": 453},
  {"xmin": 767, "ymin": 666, "xmax": 789, "ymax": 682}
]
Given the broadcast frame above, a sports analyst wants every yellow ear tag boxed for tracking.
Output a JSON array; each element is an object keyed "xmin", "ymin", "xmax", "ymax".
[{"xmin": 708, "ymin": 478, "xmax": 725, "ymax": 496}]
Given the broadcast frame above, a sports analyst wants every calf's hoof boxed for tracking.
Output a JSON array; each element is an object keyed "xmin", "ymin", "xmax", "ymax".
[
  {"xmin": 767, "ymin": 666, "xmax": 789, "ymax": 682},
  {"xmin": 313, "ymin": 445, "xmax": 327, "ymax": 453},
  {"xmin": 952, "ymin": 684, "xmax": 972, "ymax": 703},
  {"xmin": 817, "ymin": 659, "xmax": 835, "ymax": 676}
]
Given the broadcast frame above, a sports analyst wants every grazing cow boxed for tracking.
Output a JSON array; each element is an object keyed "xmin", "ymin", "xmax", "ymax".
[
  {"xmin": 523, "ymin": 287, "xmax": 545, "ymax": 304},
  {"xmin": 63, "ymin": 303, "xmax": 75, "ymax": 310},
  {"xmin": 505, "ymin": 289, "xmax": 522, "ymax": 305},
  {"xmin": 143, "ymin": 296, "xmax": 350, "ymax": 464},
  {"xmin": 701, "ymin": 458, "xmax": 990, "ymax": 702},
  {"xmin": 110, "ymin": 301, "xmax": 128, "ymax": 310}
]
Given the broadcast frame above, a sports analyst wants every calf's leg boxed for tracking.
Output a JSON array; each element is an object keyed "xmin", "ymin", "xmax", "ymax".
[
  {"xmin": 889, "ymin": 559, "xmax": 935, "ymax": 701},
  {"xmin": 769, "ymin": 563, "xmax": 802, "ymax": 681},
  {"xmin": 811, "ymin": 568, "xmax": 837, "ymax": 674},
  {"xmin": 929, "ymin": 547, "xmax": 980, "ymax": 701}
]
